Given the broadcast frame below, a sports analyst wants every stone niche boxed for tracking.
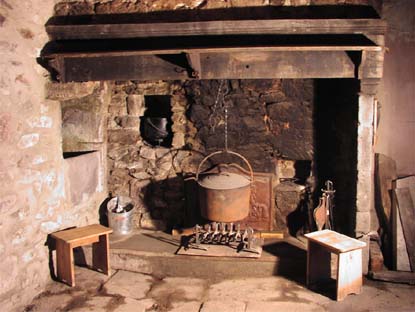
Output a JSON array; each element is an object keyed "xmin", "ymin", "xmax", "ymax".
[
  {"xmin": 47, "ymin": 81, "xmax": 110, "ymax": 213},
  {"xmin": 106, "ymin": 79, "xmax": 339, "ymax": 235}
]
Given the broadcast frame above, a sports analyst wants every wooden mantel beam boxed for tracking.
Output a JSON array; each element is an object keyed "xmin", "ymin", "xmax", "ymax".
[
  {"xmin": 201, "ymin": 51, "xmax": 355, "ymax": 79},
  {"xmin": 41, "ymin": 50, "xmax": 356, "ymax": 82},
  {"xmin": 186, "ymin": 53, "xmax": 202, "ymax": 79},
  {"xmin": 41, "ymin": 7, "xmax": 386, "ymax": 82},
  {"xmin": 47, "ymin": 18, "xmax": 387, "ymax": 40}
]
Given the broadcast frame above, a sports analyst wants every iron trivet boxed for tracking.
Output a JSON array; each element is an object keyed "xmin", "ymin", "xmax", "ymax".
[{"xmin": 176, "ymin": 222, "xmax": 263, "ymax": 258}]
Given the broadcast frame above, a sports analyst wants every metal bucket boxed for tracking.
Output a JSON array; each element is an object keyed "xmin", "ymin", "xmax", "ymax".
[
  {"xmin": 107, "ymin": 196, "xmax": 134, "ymax": 235},
  {"xmin": 196, "ymin": 150, "xmax": 254, "ymax": 222}
]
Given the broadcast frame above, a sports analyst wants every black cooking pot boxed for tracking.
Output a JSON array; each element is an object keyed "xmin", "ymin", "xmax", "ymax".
[{"xmin": 141, "ymin": 117, "xmax": 169, "ymax": 144}]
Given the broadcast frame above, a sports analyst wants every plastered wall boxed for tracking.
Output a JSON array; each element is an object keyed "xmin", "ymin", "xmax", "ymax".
[
  {"xmin": 0, "ymin": 2, "xmax": 108, "ymax": 311},
  {"xmin": 376, "ymin": 0, "xmax": 415, "ymax": 176}
]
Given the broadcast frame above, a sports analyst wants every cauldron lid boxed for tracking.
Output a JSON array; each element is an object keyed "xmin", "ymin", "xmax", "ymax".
[{"xmin": 198, "ymin": 172, "xmax": 250, "ymax": 190}]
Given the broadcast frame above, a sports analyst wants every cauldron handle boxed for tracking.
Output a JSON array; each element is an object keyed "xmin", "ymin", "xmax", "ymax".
[{"xmin": 196, "ymin": 150, "xmax": 254, "ymax": 185}]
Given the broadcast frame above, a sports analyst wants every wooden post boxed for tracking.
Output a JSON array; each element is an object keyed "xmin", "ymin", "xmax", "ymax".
[{"xmin": 56, "ymin": 240, "xmax": 75, "ymax": 287}]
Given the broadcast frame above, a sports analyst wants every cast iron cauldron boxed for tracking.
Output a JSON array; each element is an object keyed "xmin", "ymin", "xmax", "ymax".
[
  {"xmin": 196, "ymin": 150, "xmax": 254, "ymax": 222},
  {"xmin": 142, "ymin": 117, "xmax": 169, "ymax": 144}
]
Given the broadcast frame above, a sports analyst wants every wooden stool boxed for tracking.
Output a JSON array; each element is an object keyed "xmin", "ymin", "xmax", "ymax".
[
  {"xmin": 304, "ymin": 230, "xmax": 366, "ymax": 301},
  {"xmin": 51, "ymin": 224, "xmax": 113, "ymax": 287}
]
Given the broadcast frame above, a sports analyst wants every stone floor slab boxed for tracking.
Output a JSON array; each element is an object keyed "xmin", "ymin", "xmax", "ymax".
[
  {"xmin": 170, "ymin": 301, "xmax": 203, "ymax": 312},
  {"xmin": 201, "ymin": 300, "xmax": 246, "ymax": 312},
  {"xmin": 25, "ymin": 292, "xmax": 75, "ymax": 312},
  {"xmin": 25, "ymin": 267, "xmax": 112, "ymax": 311},
  {"xmin": 70, "ymin": 265, "xmax": 113, "ymax": 291},
  {"xmin": 111, "ymin": 298, "xmax": 156, "ymax": 312},
  {"xmin": 149, "ymin": 277, "xmax": 208, "ymax": 303},
  {"xmin": 70, "ymin": 296, "xmax": 112, "ymax": 312},
  {"xmin": 246, "ymin": 301, "xmax": 325, "ymax": 312},
  {"xmin": 207, "ymin": 277, "xmax": 298, "ymax": 301},
  {"xmin": 323, "ymin": 280, "xmax": 415, "ymax": 312},
  {"xmin": 69, "ymin": 296, "xmax": 155, "ymax": 312},
  {"xmin": 207, "ymin": 276, "xmax": 331, "ymax": 304},
  {"xmin": 26, "ymin": 269, "xmax": 415, "ymax": 312},
  {"xmin": 104, "ymin": 270, "xmax": 153, "ymax": 300}
]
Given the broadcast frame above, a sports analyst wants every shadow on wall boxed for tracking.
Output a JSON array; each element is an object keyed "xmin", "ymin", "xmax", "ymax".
[
  {"xmin": 135, "ymin": 148, "xmax": 213, "ymax": 232},
  {"xmin": 98, "ymin": 197, "xmax": 111, "ymax": 227},
  {"xmin": 286, "ymin": 196, "xmax": 310, "ymax": 236},
  {"xmin": 140, "ymin": 175, "xmax": 188, "ymax": 231}
]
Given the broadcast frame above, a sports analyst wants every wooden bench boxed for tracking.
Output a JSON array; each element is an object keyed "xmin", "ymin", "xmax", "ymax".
[
  {"xmin": 304, "ymin": 229, "xmax": 366, "ymax": 301},
  {"xmin": 51, "ymin": 224, "xmax": 113, "ymax": 287}
]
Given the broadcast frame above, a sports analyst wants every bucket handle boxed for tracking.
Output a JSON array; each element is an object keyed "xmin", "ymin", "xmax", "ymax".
[{"xmin": 196, "ymin": 150, "xmax": 254, "ymax": 184}]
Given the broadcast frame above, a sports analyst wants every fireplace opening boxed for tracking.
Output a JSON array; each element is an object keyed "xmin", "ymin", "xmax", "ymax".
[
  {"xmin": 314, "ymin": 79, "xmax": 359, "ymax": 236},
  {"xmin": 107, "ymin": 79, "xmax": 360, "ymax": 237}
]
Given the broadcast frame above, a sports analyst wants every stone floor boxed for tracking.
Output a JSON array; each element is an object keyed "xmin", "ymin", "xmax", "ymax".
[
  {"xmin": 24, "ymin": 232, "xmax": 415, "ymax": 311},
  {"xmin": 25, "ymin": 266, "xmax": 415, "ymax": 312}
]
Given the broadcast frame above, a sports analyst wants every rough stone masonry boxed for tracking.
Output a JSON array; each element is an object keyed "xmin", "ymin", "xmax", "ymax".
[{"xmin": 106, "ymin": 79, "xmax": 314, "ymax": 233}]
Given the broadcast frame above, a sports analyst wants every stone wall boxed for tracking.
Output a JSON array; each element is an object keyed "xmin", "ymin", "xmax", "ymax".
[
  {"xmin": 107, "ymin": 79, "xmax": 314, "ymax": 232},
  {"xmin": 376, "ymin": 0, "xmax": 415, "ymax": 176},
  {"xmin": 107, "ymin": 81, "xmax": 194, "ymax": 230},
  {"xmin": 60, "ymin": 82, "xmax": 110, "ymax": 153},
  {"xmin": 0, "ymin": 2, "xmax": 110, "ymax": 310},
  {"xmin": 186, "ymin": 79, "xmax": 314, "ymax": 171},
  {"xmin": 188, "ymin": 79, "xmax": 314, "ymax": 234},
  {"xmin": 53, "ymin": 0, "xmax": 379, "ymax": 16}
]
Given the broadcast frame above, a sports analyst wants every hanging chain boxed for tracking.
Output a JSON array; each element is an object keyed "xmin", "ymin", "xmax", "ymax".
[
  {"xmin": 207, "ymin": 80, "xmax": 257, "ymax": 205},
  {"xmin": 224, "ymin": 99, "xmax": 228, "ymax": 151},
  {"xmin": 208, "ymin": 80, "xmax": 224, "ymax": 133},
  {"xmin": 208, "ymin": 79, "xmax": 230, "ymax": 152},
  {"xmin": 222, "ymin": 81, "xmax": 230, "ymax": 152}
]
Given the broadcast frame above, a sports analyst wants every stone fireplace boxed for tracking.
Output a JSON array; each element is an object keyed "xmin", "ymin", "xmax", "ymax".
[
  {"xmin": 48, "ymin": 74, "xmax": 375, "ymax": 237},
  {"xmin": 11, "ymin": 0, "xmax": 415, "ymax": 310},
  {"xmin": 39, "ymin": 2, "xmax": 386, "ymax": 269}
]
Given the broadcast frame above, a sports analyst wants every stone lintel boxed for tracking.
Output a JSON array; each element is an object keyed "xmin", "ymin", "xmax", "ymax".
[{"xmin": 46, "ymin": 81, "xmax": 99, "ymax": 101}]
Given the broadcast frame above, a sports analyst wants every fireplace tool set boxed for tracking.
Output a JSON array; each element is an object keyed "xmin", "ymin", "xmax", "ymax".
[{"xmin": 313, "ymin": 180, "xmax": 336, "ymax": 231}]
